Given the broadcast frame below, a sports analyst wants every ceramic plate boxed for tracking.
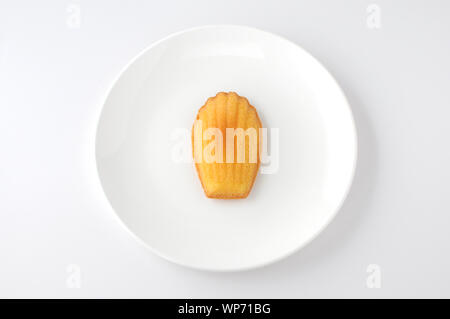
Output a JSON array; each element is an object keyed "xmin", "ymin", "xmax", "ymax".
[{"xmin": 95, "ymin": 25, "xmax": 357, "ymax": 271}]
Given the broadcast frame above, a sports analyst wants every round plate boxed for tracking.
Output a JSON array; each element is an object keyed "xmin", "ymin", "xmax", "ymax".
[{"xmin": 95, "ymin": 25, "xmax": 357, "ymax": 271}]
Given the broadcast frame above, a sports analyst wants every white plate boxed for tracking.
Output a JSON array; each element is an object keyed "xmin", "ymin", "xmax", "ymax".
[{"xmin": 95, "ymin": 25, "xmax": 357, "ymax": 271}]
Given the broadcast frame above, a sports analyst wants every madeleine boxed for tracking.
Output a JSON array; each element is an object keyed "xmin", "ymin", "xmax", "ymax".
[{"xmin": 192, "ymin": 92, "xmax": 262, "ymax": 199}]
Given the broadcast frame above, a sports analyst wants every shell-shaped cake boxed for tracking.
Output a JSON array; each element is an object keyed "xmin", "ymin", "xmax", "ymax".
[{"xmin": 192, "ymin": 92, "xmax": 262, "ymax": 199}]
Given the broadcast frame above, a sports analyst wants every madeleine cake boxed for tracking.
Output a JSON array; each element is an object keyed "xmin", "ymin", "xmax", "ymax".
[{"xmin": 192, "ymin": 92, "xmax": 262, "ymax": 199}]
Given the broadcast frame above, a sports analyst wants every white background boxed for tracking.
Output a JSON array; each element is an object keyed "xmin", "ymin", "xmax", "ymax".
[{"xmin": 1, "ymin": 0, "xmax": 449, "ymax": 298}]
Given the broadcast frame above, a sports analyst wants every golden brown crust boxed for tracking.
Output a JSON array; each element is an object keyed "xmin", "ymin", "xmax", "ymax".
[{"xmin": 192, "ymin": 92, "xmax": 262, "ymax": 199}]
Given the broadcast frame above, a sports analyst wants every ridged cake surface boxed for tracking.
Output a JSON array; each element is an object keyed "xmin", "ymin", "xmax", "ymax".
[{"xmin": 192, "ymin": 92, "xmax": 262, "ymax": 199}]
